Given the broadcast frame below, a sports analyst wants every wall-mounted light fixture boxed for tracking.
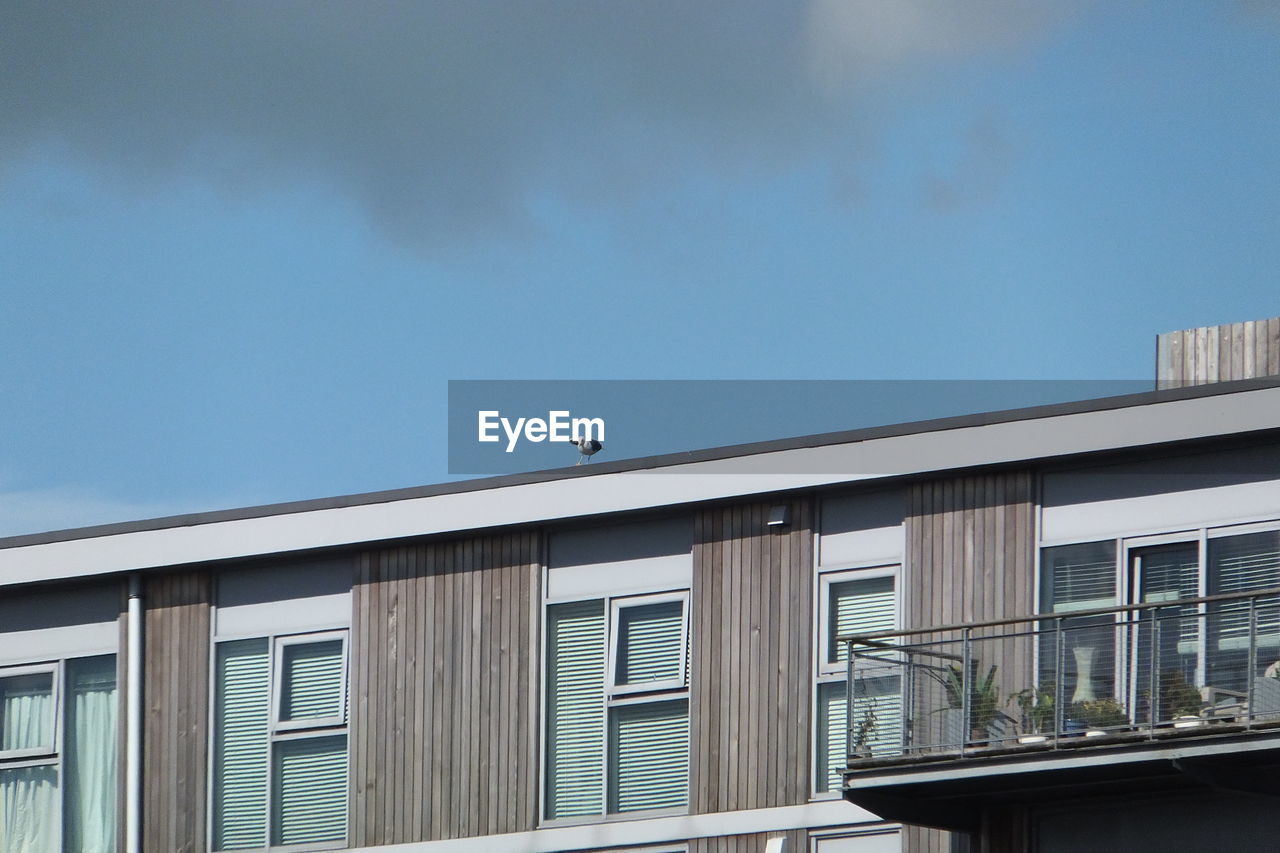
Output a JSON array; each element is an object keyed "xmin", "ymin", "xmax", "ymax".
[{"xmin": 766, "ymin": 505, "xmax": 791, "ymax": 529}]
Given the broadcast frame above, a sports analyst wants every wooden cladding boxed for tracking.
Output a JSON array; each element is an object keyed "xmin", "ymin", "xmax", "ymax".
[
  {"xmin": 906, "ymin": 471, "xmax": 1036, "ymax": 630},
  {"xmin": 350, "ymin": 531, "xmax": 540, "ymax": 846},
  {"xmin": 142, "ymin": 571, "xmax": 212, "ymax": 853},
  {"xmin": 904, "ymin": 471, "xmax": 1035, "ymax": 853},
  {"xmin": 691, "ymin": 499, "xmax": 814, "ymax": 814},
  {"xmin": 1157, "ymin": 317, "xmax": 1280, "ymax": 386}
]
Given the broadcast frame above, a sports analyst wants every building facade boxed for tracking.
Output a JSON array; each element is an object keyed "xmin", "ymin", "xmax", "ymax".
[{"xmin": 0, "ymin": 318, "xmax": 1277, "ymax": 853}]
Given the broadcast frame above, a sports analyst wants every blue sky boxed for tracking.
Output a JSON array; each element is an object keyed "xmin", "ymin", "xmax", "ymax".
[{"xmin": 1, "ymin": 1, "xmax": 1278, "ymax": 535}]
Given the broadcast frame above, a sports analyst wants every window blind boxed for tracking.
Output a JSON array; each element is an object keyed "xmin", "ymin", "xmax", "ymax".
[
  {"xmin": 616, "ymin": 601, "xmax": 684, "ymax": 686},
  {"xmin": 272, "ymin": 735, "xmax": 348, "ymax": 847},
  {"xmin": 280, "ymin": 640, "xmax": 344, "ymax": 722},
  {"xmin": 213, "ymin": 640, "xmax": 270, "ymax": 851},
  {"xmin": 1137, "ymin": 543, "xmax": 1200, "ymax": 653},
  {"xmin": 829, "ymin": 576, "xmax": 895, "ymax": 663},
  {"xmin": 608, "ymin": 699, "xmax": 688, "ymax": 813},
  {"xmin": 1042, "ymin": 541, "xmax": 1117, "ymax": 614},
  {"xmin": 1210, "ymin": 530, "xmax": 1280, "ymax": 650},
  {"xmin": 546, "ymin": 600, "xmax": 606, "ymax": 819}
]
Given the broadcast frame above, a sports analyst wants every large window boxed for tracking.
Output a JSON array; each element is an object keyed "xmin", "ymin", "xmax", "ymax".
[
  {"xmin": 1041, "ymin": 526, "xmax": 1280, "ymax": 719},
  {"xmin": 545, "ymin": 591, "xmax": 690, "ymax": 820},
  {"xmin": 815, "ymin": 567, "xmax": 900, "ymax": 794},
  {"xmin": 212, "ymin": 631, "xmax": 348, "ymax": 850},
  {"xmin": 0, "ymin": 655, "xmax": 118, "ymax": 852}
]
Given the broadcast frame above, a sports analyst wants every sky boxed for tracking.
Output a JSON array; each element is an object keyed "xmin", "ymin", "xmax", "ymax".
[{"xmin": 1, "ymin": 1, "xmax": 1278, "ymax": 536}]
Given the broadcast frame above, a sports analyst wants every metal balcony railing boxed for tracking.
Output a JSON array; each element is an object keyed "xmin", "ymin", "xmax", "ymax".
[{"xmin": 840, "ymin": 588, "xmax": 1280, "ymax": 768}]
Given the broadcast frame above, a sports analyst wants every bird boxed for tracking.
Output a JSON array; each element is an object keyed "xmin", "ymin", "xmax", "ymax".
[{"xmin": 571, "ymin": 436, "xmax": 603, "ymax": 465}]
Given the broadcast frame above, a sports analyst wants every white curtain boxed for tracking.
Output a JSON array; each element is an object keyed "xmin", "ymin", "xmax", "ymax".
[
  {"xmin": 2, "ymin": 675, "xmax": 53, "ymax": 752},
  {"xmin": 0, "ymin": 765, "xmax": 58, "ymax": 852},
  {"xmin": 64, "ymin": 656, "xmax": 118, "ymax": 853}
]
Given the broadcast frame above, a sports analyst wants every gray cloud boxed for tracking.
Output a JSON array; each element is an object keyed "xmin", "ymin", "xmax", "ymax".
[{"xmin": 1, "ymin": 1, "xmax": 1070, "ymax": 249}]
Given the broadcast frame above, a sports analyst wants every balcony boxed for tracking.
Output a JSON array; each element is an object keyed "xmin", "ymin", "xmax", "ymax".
[{"xmin": 838, "ymin": 588, "xmax": 1280, "ymax": 832}]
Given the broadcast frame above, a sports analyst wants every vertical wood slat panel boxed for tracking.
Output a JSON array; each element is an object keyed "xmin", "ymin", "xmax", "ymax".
[
  {"xmin": 691, "ymin": 497, "xmax": 813, "ymax": 814},
  {"xmin": 903, "ymin": 471, "xmax": 1034, "ymax": 853},
  {"xmin": 1156, "ymin": 317, "xmax": 1280, "ymax": 385},
  {"xmin": 141, "ymin": 570, "xmax": 211, "ymax": 853},
  {"xmin": 350, "ymin": 531, "xmax": 541, "ymax": 846}
]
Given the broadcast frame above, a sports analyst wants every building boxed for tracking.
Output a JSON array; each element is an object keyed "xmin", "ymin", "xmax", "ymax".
[{"xmin": 0, "ymin": 318, "xmax": 1276, "ymax": 853}]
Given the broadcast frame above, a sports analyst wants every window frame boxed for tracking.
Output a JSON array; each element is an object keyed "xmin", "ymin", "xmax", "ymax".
[
  {"xmin": 0, "ymin": 653, "xmax": 119, "ymax": 853},
  {"xmin": 270, "ymin": 630, "xmax": 349, "ymax": 734},
  {"xmin": 210, "ymin": 627, "xmax": 351, "ymax": 853},
  {"xmin": 606, "ymin": 590, "xmax": 690, "ymax": 697},
  {"xmin": 542, "ymin": 586, "xmax": 692, "ymax": 825},
  {"xmin": 817, "ymin": 565, "xmax": 900, "ymax": 678},
  {"xmin": 0, "ymin": 661, "xmax": 61, "ymax": 761},
  {"xmin": 813, "ymin": 563, "xmax": 901, "ymax": 798}
]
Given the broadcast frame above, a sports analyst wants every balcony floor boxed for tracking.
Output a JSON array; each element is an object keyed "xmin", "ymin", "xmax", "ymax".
[{"xmin": 843, "ymin": 722, "xmax": 1280, "ymax": 832}]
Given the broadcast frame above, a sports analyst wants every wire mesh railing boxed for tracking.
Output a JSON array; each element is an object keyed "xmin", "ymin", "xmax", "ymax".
[{"xmin": 841, "ymin": 588, "xmax": 1280, "ymax": 766}]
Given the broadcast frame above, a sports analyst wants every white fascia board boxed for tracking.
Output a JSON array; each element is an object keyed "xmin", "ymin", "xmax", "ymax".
[
  {"xmin": 1, "ymin": 387, "xmax": 1277, "ymax": 588},
  {"xmin": 345, "ymin": 800, "xmax": 882, "ymax": 853}
]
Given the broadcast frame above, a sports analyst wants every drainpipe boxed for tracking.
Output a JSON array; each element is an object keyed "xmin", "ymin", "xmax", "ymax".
[{"xmin": 126, "ymin": 574, "xmax": 143, "ymax": 853}]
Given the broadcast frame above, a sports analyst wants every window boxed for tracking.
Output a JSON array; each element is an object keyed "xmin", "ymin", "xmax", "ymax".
[
  {"xmin": 816, "ymin": 567, "xmax": 900, "ymax": 794},
  {"xmin": 1040, "ymin": 526, "xmax": 1280, "ymax": 719},
  {"xmin": 213, "ymin": 631, "xmax": 348, "ymax": 850},
  {"xmin": 0, "ymin": 655, "xmax": 118, "ymax": 853},
  {"xmin": 545, "ymin": 591, "xmax": 690, "ymax": 820}
]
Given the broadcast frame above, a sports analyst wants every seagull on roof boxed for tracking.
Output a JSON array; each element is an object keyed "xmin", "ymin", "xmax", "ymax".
[{"xmin": 571, "ymin": 436, "xmax": 603, "ymax": 465}]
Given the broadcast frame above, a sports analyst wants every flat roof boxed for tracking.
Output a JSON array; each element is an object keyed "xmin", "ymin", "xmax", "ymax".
[{"xmin": 1, "ymin": 378, "xmax": 1278, "ymax": 588}]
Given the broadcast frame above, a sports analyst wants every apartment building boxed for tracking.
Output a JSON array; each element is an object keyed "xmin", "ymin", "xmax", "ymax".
[{"xmin": 0, "ymin": 318, "xmax": 1276, "ymax": 853}]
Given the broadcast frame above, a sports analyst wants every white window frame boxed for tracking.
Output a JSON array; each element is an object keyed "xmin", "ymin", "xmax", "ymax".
[
  {"xmin": 270, "ymin": 630, "xmax": 349, "ymax": 734},
  {"xmin": 0, "ymin": 661, "xmax": 60, "ymax": 761},
  {"xmin": 209, "ymin": 628, "xmax": 350, "ymax": 853},
  {"xmin": 817, "ymin": 565, "xmax": 900, "ymax": 678},
  {"xmin": 0, "ymin": 653, "xmax": 119, "ymax": 853},
  {"xmin": 541, "ymin": 585, "xmax": 692, "ymax": 825},
  {"xmin": 607, "ymin": 590, "xmax": 690, "ymax": 696},
  {"xmin": 813, "ymin": 564, "xmax": 901, "ymax": 799}
]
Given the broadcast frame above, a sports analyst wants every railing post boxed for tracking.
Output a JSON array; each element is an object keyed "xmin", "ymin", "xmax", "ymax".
[
  {"xmin": 1148, "ymin": 607, "xmax": 1160, "ymax": 738},
  {"xmin": 846, "ymin": 639, "xmax": 855, "ymax": 763},
  {"xmin": 1053, "ymin": 617, "xmax": 1064, "ymax": 749},
  {"xmin": 1247, "ymin": 596, "xmax": 1259, "ymax": 730},
  {"xmin": 961, "ymin": 627, "xmax": 972, "ymax": 752}
]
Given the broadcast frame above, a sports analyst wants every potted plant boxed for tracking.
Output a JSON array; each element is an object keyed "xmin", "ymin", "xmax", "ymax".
[
  {"xmin": 1069, "ymin": 697, "xmax": 1128, "ymax": 735},
  {"xmin": 930, "ymin": 662, "xmax": 1004, "ymax": 745},
  {"xmin": 1014, "ymin": 681, "xmax": 1056, "ymax": 743},
  {"xmin": 1160, "ymin": 670, "xmax": 1203, "ymax": 727},
  {"xmin": 851, "ymin": 699, "xmax": 879, "ymax": 758}
]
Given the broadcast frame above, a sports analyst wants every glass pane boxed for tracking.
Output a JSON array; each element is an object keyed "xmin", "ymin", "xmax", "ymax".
[
  {"xmin": 1039, "ymin": 542, "xmax": 1118, "ymax": 708},
  {"xmin": 280, "ymin": 640, "xmax": 344, "ymax": 723},
  {"xmin": 1041, "ymin": 541, "xmax": 1116, "ymax": 613},
  {"xmin": 608, "ymin": 699, "xmax": 688, "ymax": 813},
  {"xmin": 0, "ymin": 671, "xmax": 54, "ymax": 754},
  {"xmin": 818, "ymin": 676, "xmax": 902, "ymax": 792},
  {"xmin": 1209, "ymin": 530, "xmax": 1280, "ymax": 695},
  {"xmin": 271, "ymin": 735, "xmax": 348, "ymax": 847},
  {"xmin": 829, "ymin": 576, "xmax": 895, "ymax": 663},
  {"xmin": 615, "ymin": 600, "xmax": 684, "ymax": 686},
  {"xmin": 64, "ymin": 655, "xmax": 118, "ymax": 853},
  {"xmin": 1133, "ymin": 543, "xmax": 1200, "ymax": 722},
  {"xmin": 213, "ymin": 639, "xmax": 270, "ymax": 851},
  {"xmin": 0, "ymin": 765, "xmax": 58, "ymax": 853},
  {"xmin": 545, "ymin": 600, "xmax": 606, "ymax": 819}
]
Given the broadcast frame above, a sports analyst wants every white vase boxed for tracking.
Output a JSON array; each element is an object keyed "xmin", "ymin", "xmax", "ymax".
[{"xmin": 1072, "ymin": 646, "xmax": 1097, "ymax": 703}]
